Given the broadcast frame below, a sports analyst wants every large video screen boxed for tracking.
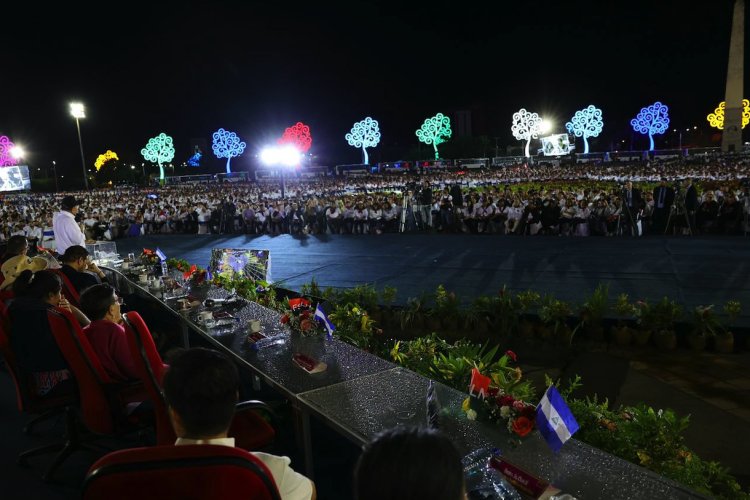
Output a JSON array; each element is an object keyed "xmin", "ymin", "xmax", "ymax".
[
  {"xmin": 209, "ymin": 248, "xmax": 271, "ymax": 283},
  {"xmin": 0, "ymin": 165, "xmax": 30, "ymax": 192},
  {"xmin": 541, "ymin": 134, "xmax": 572, "ymax": 156}
]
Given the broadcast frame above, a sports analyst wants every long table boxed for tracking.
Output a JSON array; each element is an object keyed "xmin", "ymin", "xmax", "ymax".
[{"xmin": 104, "ymin": 265, "xmax": 707, "ymax": 499}]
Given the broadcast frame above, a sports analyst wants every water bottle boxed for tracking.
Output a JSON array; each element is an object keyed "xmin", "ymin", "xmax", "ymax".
[
  {"xmin": 462, "ymin": 447, "xmax": 521, "ymax": 500},
  {"xmin": 160, "ymin": 261, "xmax": 168, "ymax": 277}
]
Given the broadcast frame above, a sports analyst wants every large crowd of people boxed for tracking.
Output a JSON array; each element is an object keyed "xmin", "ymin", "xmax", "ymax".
[{"xmin": 1, "ymin": 157, "xmax": 749, "ymax": 250}]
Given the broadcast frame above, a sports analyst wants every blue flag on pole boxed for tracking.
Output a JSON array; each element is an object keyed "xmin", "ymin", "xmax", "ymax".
[
  {"xmin": 155, "ymin": 248, "xmax": 167, "ymax": 262},
  {"xmin": 313, "ymin": 303, "xmax": 336, "ymax": 340},
  {"xmin": 535, "ymin": 385, "xmax": 579, "ymax": 453}
]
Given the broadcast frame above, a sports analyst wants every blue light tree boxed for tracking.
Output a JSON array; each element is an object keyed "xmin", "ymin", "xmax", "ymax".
[
  {"xmin": 565, "ymin": 105, "xmax": 603, "ymax": 154},
  {"xmin": 345, "ymin": 117, "xmax": 381, "ymax": 164},
  {"xmin": 212, "ymin": 128, "xmax": 246, "ymax": 174},
  {"xmin": 630, "ymin": 102, "xmax": 670, "ymax": 151},
  {"xmin": 141, "ymin": 133, "xmax": 175, "ymax": 181},
  {"xmin": 187, "ymin": 146, "xmax": 202, "ymax": 167}
]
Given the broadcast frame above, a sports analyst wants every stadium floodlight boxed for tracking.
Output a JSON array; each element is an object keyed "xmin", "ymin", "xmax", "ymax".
[
  {"xmin": 10, "ymin": 146, "xmax": 25, "ymax": 160},
  {"xmin": 69, "ymin": 102, "xmax": 89, "ymax": 189},
  {"xmin": 539, "ymin": 119, "xmax": 553, "ymax": 135},
  {"xmin": 260, "ymin": 145, "xmax": 301, "ymax": 198}
]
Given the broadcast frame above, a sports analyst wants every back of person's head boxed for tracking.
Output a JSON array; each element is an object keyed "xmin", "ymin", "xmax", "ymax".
[
  {"xmin": 12, "ymin": 269, "xmax": 61, "ymax": 300},
  {"xmin": 79, "ymin": 283, "xmax": 116, "ymax": 320},
  {"xmin": 61, "ymin": 245, "xmax": 89, "ymax": 264},
  {"xmin": 4, "ymin": 235, "xmax": 28, "ymax": 256},
  {"xmin": 163, "ymin": 348, "xmax": 239, "ymax": 438},
  {"xmin": 354, "ymin": 426, "xmax": 464, "ymax": 500}
]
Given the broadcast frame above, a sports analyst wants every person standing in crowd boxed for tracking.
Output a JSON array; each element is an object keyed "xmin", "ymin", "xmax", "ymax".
[
  {"xmin": 354, "ymin": 426, "xmax": 465, "ymax": 500},
  {"xmin": 53, "ymin": 195, "xmax": 86, "ymax": 255},
  {"xmin": 418, "ymin": 179, "xmax": 433, "ymax": 231},
  {"xmin": 652, "ymin": 178, "xmax": 674, "ymax": 233},
  {"xmin": 163, "ymin": 348, "xmax": 316, "ymax": 500},
  {"xmin": 684, "ymin": 178, "xmax": 698, "ymax": 233}
]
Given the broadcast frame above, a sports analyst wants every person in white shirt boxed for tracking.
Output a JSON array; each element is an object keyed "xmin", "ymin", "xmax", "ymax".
[
  {"xmin": 52, "ymin": 195, "xmax": 87, "ymax": 255},
  {"xmin": 164, "ymin": 348, "xmax": 315, "ymax": 500}
]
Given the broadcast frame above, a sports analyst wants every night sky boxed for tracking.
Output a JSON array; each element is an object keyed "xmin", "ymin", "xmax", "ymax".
[{"xmin": 2, "ymin": 0, "xmax": 745, "ymax": 180}]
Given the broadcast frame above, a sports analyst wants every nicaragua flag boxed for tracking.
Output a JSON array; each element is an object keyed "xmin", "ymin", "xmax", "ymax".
[
  {"xmin": 535, "ymin": 385, "xmax": 579, "ymax": 453},
  {"xmin": 313, "ymin": 303, "xmax": 336, "ymax": 340},
  {"xmin": 155, "ymin": 247, "xmax": 167, "ymax": 262}
]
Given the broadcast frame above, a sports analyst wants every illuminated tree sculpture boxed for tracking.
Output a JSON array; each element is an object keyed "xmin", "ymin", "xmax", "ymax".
[
  {"xmin": 141, "ymin": 133, "xmax": 175, "ymax": 181},
  {"xmin": 511, "ymin": 109, "xmax": 544, "ymax": 158},
  {"xmin": 707, "ymin": 99, "xmax": 750, "ymax": 130},
  {"xmin": 0, "ymin": 136, "xmax": 16, "ymax": 166},
  {"xmin": 565, "ymin": 105, "xmax": 603, "ymax": 154},
  {"xmin": 345, "ymin": 117, "xmax": 381, "ymax": 164},
  {"xmin": 212, "ymin": 128, "xmax": 246, "ymax": 173},
  {"xmin": 630, "ymin": 101, "xmax": 670, "ymax": 151},
  {"xmin": 94, "ymin": 150, "xmax": 119, "ymax": 171},
  {"xmin": 415, "ymin": 113, "xmax": 452, "ymax": 159},
  {"xmin": 278, "ymin": 122, "xmax": 312, "ymax": 153},
  {"xmin": 187, "ymin": 146, "xmax": 202, "ymax": 167}
]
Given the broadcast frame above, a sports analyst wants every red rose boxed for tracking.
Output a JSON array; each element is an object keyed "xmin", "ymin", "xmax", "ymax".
[
  {"xmin": 300, "ymin": 310, "xmax": 311, "ymax": 320},
  {"xmin": 280, "ymin": 314, "xmax": 290, "ymax": 324},
  {"xmin": 487, "ymin": 387, "xmax": 499, "ymax": 397},
  {"xmin": 299, "ymin": 319, "xmax": 314, "ymax": 331},
  {"xmin": 512, "ymin": 400, "xmax": 527, "ymax": 412},
  {"xmin": 498, "ymin": 395, "xmax": 515, "ymax": 407},
  {"xmin": 511, "ymin": 416, "xmax": 533, "ymax": 437},
  {"xmin": 505, "ymin": 350, "xmax": 517, "ymax": 362}
]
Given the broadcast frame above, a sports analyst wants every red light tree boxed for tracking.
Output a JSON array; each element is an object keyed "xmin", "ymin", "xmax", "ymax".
[{"xmin": 278, "ymin": 122, "xmax": 312, "ymax": 152}]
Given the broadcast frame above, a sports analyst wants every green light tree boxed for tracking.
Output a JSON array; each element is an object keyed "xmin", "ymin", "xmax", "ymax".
[
  {"xmin": 416, "ymin": 113, "xmax": 452, "ymax": 159},
  {"xmin": 141, "ymin": 133, "xmax": 175, "ymax": 181}
]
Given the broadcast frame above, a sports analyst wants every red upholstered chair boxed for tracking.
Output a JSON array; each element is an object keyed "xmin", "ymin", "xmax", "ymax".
[
  {"xmin": 83, "ymin": 444, "xmax": 281, "ymax": 500},
  {"xmin": 49, "ymin": 268, "xmax": 81, "ymax": 306},
  {"xmin": 121, "ymin": 311, "xmax": 276, "ymax": 450}
]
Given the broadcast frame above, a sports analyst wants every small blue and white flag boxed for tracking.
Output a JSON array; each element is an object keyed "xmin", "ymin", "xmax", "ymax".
[
  {"xmin": 535, "ymin": 385, "xmax": 579, "ymax": 453},
  {"xmin": 313, "ymin": 303, "xmax": 336, "ymax": 340},
  {"xmin": 155, "ymin": 247, "xmax": 167, "ymax": 262}
]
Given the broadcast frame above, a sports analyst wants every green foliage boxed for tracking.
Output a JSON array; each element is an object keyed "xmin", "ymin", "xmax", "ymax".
[
  {"xmin": 516, "ymin": 290, "xmax": 541, "ymax": 313},
  {"xmin": 428, "ymin": 284, "xmax": 461, "ymax": 320},
  {"xmin": 580, "ymin": 284, "xmax": 609, "ymax": 324}
]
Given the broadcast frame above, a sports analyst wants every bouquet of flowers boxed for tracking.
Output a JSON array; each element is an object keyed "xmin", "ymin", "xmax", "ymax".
[
  {"xmin": 461, "ymin": 350, "xmax": 538, "ymax": 446},
  {"xmin": 140, "ymin": 248, "xmax": 160, "ymax": 265},
  {"xmin": 280, "ymin": 297, "xmax": 326, "ymax": 336}
]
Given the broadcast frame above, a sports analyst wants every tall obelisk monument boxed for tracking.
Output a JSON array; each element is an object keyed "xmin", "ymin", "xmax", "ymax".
[{"xmin": 722, "ymin": 0, "xmax": 745, "ymax": 152}]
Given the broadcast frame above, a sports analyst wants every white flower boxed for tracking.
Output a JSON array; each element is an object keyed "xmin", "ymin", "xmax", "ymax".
[
  {"xmin": 466, "ymin": 409, "xmax": 478, "ymax": 421},
  {"xmin": 500, "ymin": 406, "xmax": 511, "ymax": 418}
]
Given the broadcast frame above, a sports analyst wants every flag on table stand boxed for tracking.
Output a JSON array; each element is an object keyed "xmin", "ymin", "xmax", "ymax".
[
  {"xmin": 313, "ymin": 303, "xmax": 336, "ymax": 340},
  {"xmin": 535, "ymin": 385, "xmax": 579, "ymax": 453},
  {"xmin": 155, "ymin": 247, "xmax": 167, "ymax": 262}
]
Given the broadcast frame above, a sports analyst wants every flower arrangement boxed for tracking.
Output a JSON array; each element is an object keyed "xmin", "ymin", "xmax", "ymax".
[
  {"xmin": 140, "ymin": 248, "xmax": 159, "ymax": 265},
  {"xmin": 279, "ymin": 298, "xmax": 326, "ymax": 336}
]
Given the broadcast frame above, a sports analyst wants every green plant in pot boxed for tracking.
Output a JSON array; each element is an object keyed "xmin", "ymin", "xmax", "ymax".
[
  {"xmin": 633, "ymin": 299, "xmax": 653, "ymax": 346},
  {"xmin": 427, "ymin": 284, "xmax": 461, "ymax": 333},
  {"xmin": 612, "ymin": 293, "xmax": 637, "ymax": 346},
  {"xmin": 580, "ymin": 284, "xmax": 609, "ymax": 342},
  {"xmin": 688, "ymin": 305, "xmax": 720, "ymax": 352},
  {"xmin": 399, "ymin": 295, "xmax": 425, "ymax": 335},
  {"xmin": 465, "ymin": 296, "xmax": 493, "ymax": 337},
  {"xmin": 648, "ymin": 297, "xmax": 683, "ymax": 351},
  {"xmin": 539, "ymin": 295, "xmax": 575, "ymax": 345},
  {"xmin": 516, "ymin": 290, "xmax": 540, "ymax": 339},
  {"xmin": 378, "ymin": 285, "xmax": 398, "ymax": 328},
  {"xmin": 716, "ymin": 300, "xmax": 740, "ymax": 353}
]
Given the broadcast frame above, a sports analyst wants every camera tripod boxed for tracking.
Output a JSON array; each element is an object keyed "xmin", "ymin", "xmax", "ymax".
[
  {"xmin": 664, "ymin": 192, "xmax": 692, "ymax": 236},
  {"xmin": 618, "ymin": 189, "xmax": 640, "ymax": 237}
]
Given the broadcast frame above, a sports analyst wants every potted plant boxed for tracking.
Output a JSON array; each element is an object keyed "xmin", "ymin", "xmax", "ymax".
[
  {"xmin": 716, "ymin": 300, "xmax": 741, "ymax": 353},
  {"xmin": 378, "ymin": 285, "xmax": 398, "ymax": 329},
  {"xmin": 580, "ymin": 284, "xmax": 609, "ymax": 342},
  {"xmin": 649, "ymin": 297, "xmax": 682, "ymax": 351},
  {"xmin": 687, "ymin": 305, "xmax": 719, "ymax": 352},
  {"xmin": 399, "ymin": 295, "xmax": 425, "ymax": 336},
  {"xmin": 612, "ymin": 293, "xmax": 637, "ymax": 346},
  {"xmin": 516, "ymin": 290, "xmax": 540, "ymax": 339},
  {"xmin": 427, "ymin": 285, "xmax": 461, "ymax": 333},
  {"xmin": 539, "ymin": 296, "xmax": 574, "ymax": 345},
  {"xmin": 633, "ymin": 299, "xmax": 653, "ymax": 346}
]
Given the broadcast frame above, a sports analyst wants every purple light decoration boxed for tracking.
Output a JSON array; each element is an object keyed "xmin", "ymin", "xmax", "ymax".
[{"xmin": 0, "ymin": 136, "xmax": 17, "ymax": 166}]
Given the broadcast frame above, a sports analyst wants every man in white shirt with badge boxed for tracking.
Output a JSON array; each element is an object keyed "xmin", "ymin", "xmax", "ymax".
[{"xmin": 52, "ymin": 195, "xmax": 87, "ymax": 255}]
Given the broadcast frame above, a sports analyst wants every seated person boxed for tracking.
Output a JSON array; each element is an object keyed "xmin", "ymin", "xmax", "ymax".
[
  {"xmin": 59, "ymin": 245, "xmax": 107, "ymax": 294},
  {"xmin": 0, "ymin": 234, "xmax": 30, "ymax": 266},
  {"xmin": 79, "ymin": 284, "xmax": 142, "ymax": 382},
  {"xmin": 163, "ymin": 347, "xmax": 316, "ymax": 500},
  {"xmin": 354, "ymin": 426, "xmax": 465, "ymax": 500},
  {"xmin": 9, "ymin": 269, "xmax": 90, "ymax": 397},
  {"xmin": 1, "ymin": 253, "xmax": 48, "ymax": 291}
]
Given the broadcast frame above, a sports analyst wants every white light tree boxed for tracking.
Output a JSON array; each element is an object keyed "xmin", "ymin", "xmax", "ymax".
[
  {"xmin": 212, "ymin": 128, "xmax": 247, "ymax": 174},
  {"xmin": 345, "ymin": 117, "xmax": 381, "ymax": 164},
  {"xmin": 565, "ymin": 105, "xmax": 603, "ymax": 154},
  {"xmin": 416, "ymin": 113, "xmax": 452, "ymax": 159},
  {"xmin": 141, "ymin": 133, "xmax": 175, "ymax": 181},
  {"xmin": 511, "ymin": 109, "xmax": 543, "ymax": 157}
]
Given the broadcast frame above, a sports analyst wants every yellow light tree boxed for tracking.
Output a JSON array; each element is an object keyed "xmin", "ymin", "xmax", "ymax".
[
  {"xmin": 707, "ymin": 99, "xmax": 750, "ymax": 130},
  {"xmin": 95, "ymin": 150, "xmax": 119, "ymax": 171}
]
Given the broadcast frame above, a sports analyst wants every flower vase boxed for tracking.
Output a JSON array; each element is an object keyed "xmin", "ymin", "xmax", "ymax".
[
  {"xmin": 654, "ymin": 329, "xmax": 677, "ymax": 351},
  {"xmin": 633, "ymin": 328, "xmax": 652, "ymax": 347},
  {"xmin": 612, "ymin": 325, "xmax": 633, "ymax": 346},
  {"xmin": 715, "ymin": 333, "xmax": 734, "ymax": 354}
]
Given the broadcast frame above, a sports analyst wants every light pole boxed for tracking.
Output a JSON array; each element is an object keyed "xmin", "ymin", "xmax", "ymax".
[
  {"xmin": 260, "ymin": 145, "xmax": 301, "ymax": 200},
  {"xmin": 51, "ymin": 160, "xmax": 59, "ymax": 191},
  {"xmin": 69, "ymin": 102, "xmax": 89, "ymax": 190}
]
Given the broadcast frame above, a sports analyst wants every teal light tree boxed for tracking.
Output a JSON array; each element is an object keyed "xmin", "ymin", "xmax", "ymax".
[
  {"xmin": 416, "ymin": 113, "xmax": 452, "ymax": 159},
  {"xmin": 212, "ymin": 128, "xmax": 246, "ymax": 173},
  {"xmin": 345, "ymin": 117, "xmax": 381, "ymax": 164},
  {"xmin": 565, "ymin": 105, "xmax": 603, "ymax": 154},
  {"xmin": 141, "ymin": 133, "xmax": 175, "ymax": 181}
]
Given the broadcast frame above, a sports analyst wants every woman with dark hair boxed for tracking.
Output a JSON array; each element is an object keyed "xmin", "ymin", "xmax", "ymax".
[
  {"xmin": 354, "ymin": 426, "xmax": 466, "ymax": 500},
  {"xmin": 8, "ymin": 269, "xmax": 90, "ymax": 397}
]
